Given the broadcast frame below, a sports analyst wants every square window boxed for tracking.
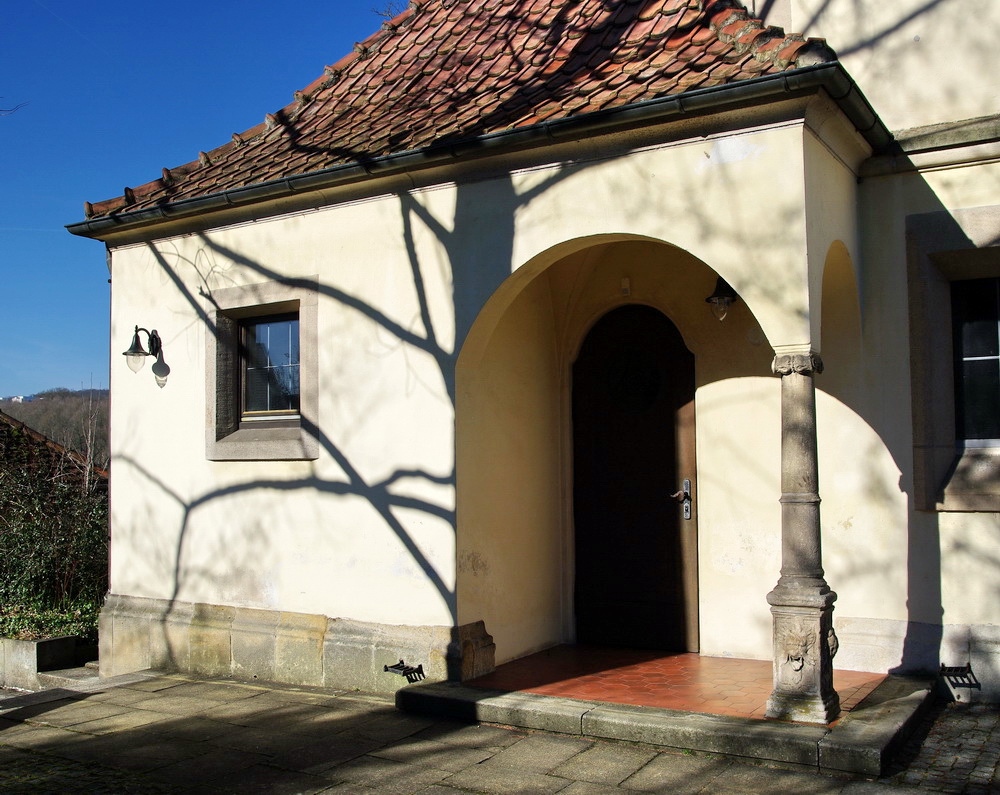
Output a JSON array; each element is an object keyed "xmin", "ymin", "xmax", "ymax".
[{"xmin": 205, "ymin": 278, "xmax": 318, "ymax": 461}]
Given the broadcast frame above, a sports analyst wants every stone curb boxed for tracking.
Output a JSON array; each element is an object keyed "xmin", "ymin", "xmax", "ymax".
[
  {"xmin": 396, "ymin": 674, "xmax": 935, "ymax": 777},
  {"xmin": 817, "ymin": 676, "xmax": 937, "ymax": 775}
]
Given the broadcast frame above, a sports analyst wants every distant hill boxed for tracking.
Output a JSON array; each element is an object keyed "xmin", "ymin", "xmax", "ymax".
[{"xmin": 0, "ymin": 388, "xmax": 109, "ymax": 469}]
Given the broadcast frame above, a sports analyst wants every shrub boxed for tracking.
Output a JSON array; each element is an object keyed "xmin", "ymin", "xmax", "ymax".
[
  {"xmin": 0, "ymin": 601, "xmax": 102, "ymax": 642},
  {"xmin": 0, "ymin": 418, "xmax": 108, "ymax": 642}
]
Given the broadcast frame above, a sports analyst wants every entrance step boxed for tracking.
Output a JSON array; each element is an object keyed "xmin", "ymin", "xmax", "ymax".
[
  {"xmin": 397, "ymin": 674, "xmax": 935, "ymax": 777},
  {"xmin": 36, "ymin": 666, "xmax": 102, "ymax": 690}
]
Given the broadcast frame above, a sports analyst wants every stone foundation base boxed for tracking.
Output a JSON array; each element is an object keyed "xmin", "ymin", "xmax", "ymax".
[
  {"xmin": 98, "ymin": 594, "xmax": 495, "ymax": 693},
  {"xmin": 835, "ymin": 617, "xmax": 1000, "ymax": 704},
  {"xmin": 765, "ymin": 689, "xmax": 841, "ymax": 724},
  {"xmin": 765, "ymin": 589, "xmax": 840, "ymax": 723}
]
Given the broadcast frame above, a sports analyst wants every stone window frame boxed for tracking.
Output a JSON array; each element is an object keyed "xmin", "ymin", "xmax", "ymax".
[
  {"xmin": 205, "ymin": 277, "xmax": 319, "ymax": 461},
  {"xmin": 908, "ymin": 206, "xmax": 1000, "ymax": 511}
]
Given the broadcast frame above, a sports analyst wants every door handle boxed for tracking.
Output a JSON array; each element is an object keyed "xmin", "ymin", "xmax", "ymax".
[{"xmin": 671, "ymin": 479, "xmax": 692, "ymax": 520}]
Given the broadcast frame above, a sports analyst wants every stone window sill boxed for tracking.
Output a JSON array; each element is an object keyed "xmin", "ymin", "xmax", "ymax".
[{"xmin": 207, "ymin": 426, "xmax": 318, "ymax": 461}]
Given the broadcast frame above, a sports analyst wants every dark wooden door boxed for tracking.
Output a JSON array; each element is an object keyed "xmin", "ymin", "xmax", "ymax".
[{"xmin": 573, "ymin": 304, "xmax": 698, "ymax": 651}]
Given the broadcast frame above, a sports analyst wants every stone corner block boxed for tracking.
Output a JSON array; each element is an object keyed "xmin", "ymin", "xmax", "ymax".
[
  {"xmin": 323, "ymin": 617, "xmax": 450, "ymax": 693},
  {"xmin": 818, "ymin": 674, "xmax": 935, "ymax": 776},
  {"xmin": 447, "ymin": 620, "xmax": 496, "ymax": 681}
]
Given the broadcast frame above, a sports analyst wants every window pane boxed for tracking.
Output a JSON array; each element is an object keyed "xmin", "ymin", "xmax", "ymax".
[
  {"xmin": 289, "ymin": 319, "xmax": 300, "ymax": 365},
  {"xmin": 952, "ymin": 279, "xmax": 999, "ymax": 358},
  {"xmin": 280, "ymin": 367, "xmax": 300, "ymax": 411},
  {"xmin": 265, "ymin": 319, "xmax": 292, "ymax": 366},
  {"xmin": 958, "ymin": 359, "xmax": 1000, "ymax": 440},
  {"xmin": 245, "ymin": 329, "xmax": 270, "ymax": 370},
  {"xmin": 244, "ymin": 369, "xmax": 270, "ymax": 413},
  {"xmin": 268, "ymin": 366, "xmax": 298, "ymax": 411}
]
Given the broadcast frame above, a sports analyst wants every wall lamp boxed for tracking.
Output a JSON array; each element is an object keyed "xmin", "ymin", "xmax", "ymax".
[
  {"xmin": 122, "ymin": 326, "xmax": 170, "ymax": 388},
  {"xmin": 705, "ymin": 277, "xmax": 739, "ymax": 321}
]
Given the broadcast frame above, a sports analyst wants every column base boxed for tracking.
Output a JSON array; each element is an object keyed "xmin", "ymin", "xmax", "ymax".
[
  {"xmin": 766, "ymin": 689, "xmax": 840, "ymax": 723},
  {"xmin": 765, "ymin": 587, "xmax": 840, "ymax": 724}
]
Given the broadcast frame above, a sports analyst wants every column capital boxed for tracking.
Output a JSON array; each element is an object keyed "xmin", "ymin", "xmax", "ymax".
[{"xmin": 772, "ymin": 351, "xmax": 824, "ymax": 376}]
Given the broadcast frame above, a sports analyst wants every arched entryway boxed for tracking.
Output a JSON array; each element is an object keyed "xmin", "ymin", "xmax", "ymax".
[
  {"xmin": 456, "ymin": 236, "xmax": 771, "ymax": 667},
  {"xmin": 573, "ymin": 304, "xmax": 699, "ymax": 651}
]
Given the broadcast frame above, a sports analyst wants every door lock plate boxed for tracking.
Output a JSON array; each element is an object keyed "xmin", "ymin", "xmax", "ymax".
[{"xmin": 671, "ymin": 479, "xmax": 692, "ymax": 520}]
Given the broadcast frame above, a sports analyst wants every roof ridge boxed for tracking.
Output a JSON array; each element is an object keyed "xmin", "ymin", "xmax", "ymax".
[{"xmin": 707, "ymin": 0, "xmax": 836, "ymax": 69}]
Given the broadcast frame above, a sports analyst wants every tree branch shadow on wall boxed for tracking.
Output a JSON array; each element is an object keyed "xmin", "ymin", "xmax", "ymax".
[
  {"xmin": 127, "ymin": 122, "xmax": 860, "ymax": 682},
  {"xmin": 114, "ymin": 0, "xmax": 785, "ymax": 662},
  {"xmin": 817, "ymin": 177, "xmax": 987, "ymax": 680},
  {"xmin": 106, "ymin": 0, "xmax": 983, "ymax": 687},
  {"xmin": 796, "ymin": 0, "xmax": 951, "ymax": 58},
  {"xmin": 115, "ymin": 0, "xmax": 660, "ymax": 672},
  {"xmin": 119, "ymin": 150, "xmax": 585, "ymax": 675}
]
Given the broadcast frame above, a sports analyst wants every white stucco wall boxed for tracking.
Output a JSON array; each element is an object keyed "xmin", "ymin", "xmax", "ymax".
[
  {"xmin": 107, "ymin": 89, "xmax": 999, "ymax": 689},
  {"xmin": 111, "ymin": 119, "xmax": 821, "ymax": 648},
  {"xmin": 111, "ymin": 194, "xmax": 461, "ymax": 628},
  {"xmin": 455, "ymin": 272, "xmax": 564, "ymax": 661},
  {"xmin": 695, "ymin": 376, "xmax": 781, "ymax": 658},
  {"xmin": 758, "ymin": 0, "xmax": 1000, "ymax": 132},
  {"xmin": 863, "ymin": 158, "xmax": 1000, "ymax": 596}
]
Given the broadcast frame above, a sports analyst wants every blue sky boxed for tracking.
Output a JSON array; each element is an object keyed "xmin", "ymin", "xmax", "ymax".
[{"xmin": 1, "ymin": 1, "xmax": 386, "ymax": 397}]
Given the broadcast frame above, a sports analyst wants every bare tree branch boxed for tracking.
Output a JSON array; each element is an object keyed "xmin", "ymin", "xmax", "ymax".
[
  {"xmin": 0, "ymin": 100, "xmax": 27, "ymax": 116},
  {"xmin": 372, "ymin": 2, "xmax": 405, "ymax": 21}
]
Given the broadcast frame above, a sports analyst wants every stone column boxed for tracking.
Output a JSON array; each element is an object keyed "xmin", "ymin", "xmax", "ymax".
[{"xmin": 765, "ymin": 350, "xmax": 840, "ymax": 724}]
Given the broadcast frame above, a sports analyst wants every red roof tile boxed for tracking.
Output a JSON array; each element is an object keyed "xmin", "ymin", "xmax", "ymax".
[{"xmin": 86, "ymin": 0, "xmax": 836, "ymax": 219}]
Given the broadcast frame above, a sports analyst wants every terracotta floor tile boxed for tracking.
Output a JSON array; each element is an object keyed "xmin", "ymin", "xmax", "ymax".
[{"xmin": 468, "ymin": 646, "xmax": 885, "ymax": 722}]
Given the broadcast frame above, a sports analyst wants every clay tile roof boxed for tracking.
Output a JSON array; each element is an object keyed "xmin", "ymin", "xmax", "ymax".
[{"xmin": 85, "ymin": 0, "xmax": 836, "ymax": 219}]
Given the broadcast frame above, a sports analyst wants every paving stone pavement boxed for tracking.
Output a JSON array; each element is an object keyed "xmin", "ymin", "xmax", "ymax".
[
  {"xmin": 879, "ymin": 700, "xmax": 999, "ymax": 794},
  {"xmin": 0, "ymin": 674, "xmax": 995, "ymax": 794}
]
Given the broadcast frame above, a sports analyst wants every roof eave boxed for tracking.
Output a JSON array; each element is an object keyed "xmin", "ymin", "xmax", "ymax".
[{"xmin": 67, "ymin": 62, "xmax": 889, "ymax": 241}]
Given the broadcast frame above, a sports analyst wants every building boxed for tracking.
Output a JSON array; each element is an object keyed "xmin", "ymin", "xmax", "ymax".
[{"xmin": 68, "ymin": 0, "xmax": 1000, "ymax": 720}]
